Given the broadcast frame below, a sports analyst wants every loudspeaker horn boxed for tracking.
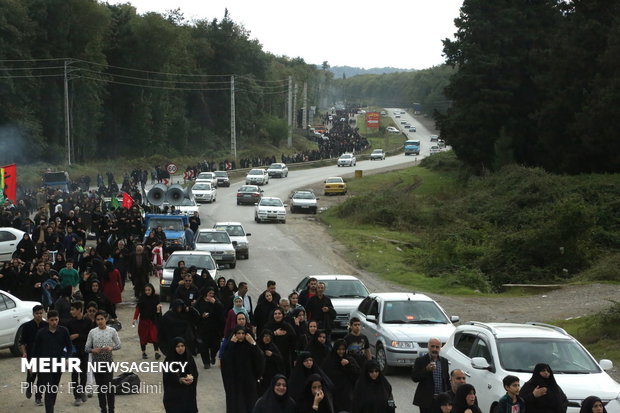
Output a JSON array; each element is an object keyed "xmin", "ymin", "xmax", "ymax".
[
  {"xmin": 146, "ymin": 183, "xmax": 168, "ymax": 206},
  {"xmin": 166, "ymin": 184, "xmax": 185, "ymax": 206}
]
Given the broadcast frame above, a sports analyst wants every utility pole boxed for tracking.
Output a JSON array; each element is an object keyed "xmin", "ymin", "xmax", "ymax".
[
  {"xmin": 64, "ymin": 60, "xmax": 71, "ymax": 165},
  {"xmin": 287, "ymin": 76, "xmax": 293, "ymax": 147},
  {"xmin": 231, "ymin": 75, "xmax": 237, "ymax": 161},
  {"xmin": 302, "ymin": 81, "xmax": 308, "ymax": 134},
  {"xmin": 293, "ymin": 82, "xmax": 298, "ymax": 131}
]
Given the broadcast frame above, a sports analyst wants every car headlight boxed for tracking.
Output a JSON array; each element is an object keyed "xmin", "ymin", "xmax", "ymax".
[
  {"xmin": 391, "ymin": 341, "xmax": 415, "ymax": 349},
  {"xmin": 237, "ymin": 242, "xmax": 248, "ymax": 247}
]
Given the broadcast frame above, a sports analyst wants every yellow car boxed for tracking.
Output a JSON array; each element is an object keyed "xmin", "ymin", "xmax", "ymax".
[{"xmin": 324, "ymin": 177, "xmax": 347, "ymax": 195}]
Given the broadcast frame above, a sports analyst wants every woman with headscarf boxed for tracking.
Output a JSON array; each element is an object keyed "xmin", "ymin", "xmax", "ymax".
[
  {"xmin": 221, "ymin": 325, "xmax": 265, "ymax": 413},
  {"xmin": 194, "ymin": 269, "xmax": 217, "ymax": 296},
  {"xmin": 163, "ymin": 337, "xmax": 199, "ymax": 413},
  {"xmin": 83, "ymin": 279, "xmax": 114, "ymax": 317},
  {"xmin": 252, "ymin": 374, "xmax": 296, "ymax": 413},
  {"xmin": 16, "ymin": 233, "xmax": 37, "ymax": 263},
  {"xmin": 193, "ymin": 287, "xmax": 224, "ymax": 369},
  {"xmin": 132, "ymin": 283, "xmax": 162, "ymax": 360},
  {"xmin": 297, "ymin": 373, "xmax": 335, "ymax": 413},
  {"xmin": 158, "ymin": 299, "xmax": 198, "ymax": 357},
  {"xmin": 351, "ymin": 359, "xmax": 394, "ymax": 413},
  {"xmin": 288, "ymin": 352, "xmax": 333, "ymax": 403},
  {"xmin": 224, "ymin": 295, "xmax": 251, "ymax": 338},
  {"xmin": 321, "ymin": 338, "xmax": 360, "ymax": 413},
  {"xmin": 218, "ymin": 278, "xmax": 237, "ymax": 310},
  {"xmin": 579, "ymin": 396, "xmax": 607, "ymax": 413},
  {"xmin": 101, "ymin": 261, "xmax": 123, "ymax": 321},
  {"xmin": 520, "ymin": 363, "xmax": 568, "ymax": 413},
  {"xmin": 264, "ymin": 307, "xmax": 297, "ymax": 376},
  {"xmin": 253, "ymin": 291, "xmax": 278, "ymax": 334},
  {"xmin": 305, "ymin": 328, "xmax": 329, "ymax": 367},
  {"xmin": 288, "ymin": 307, "xmax": 309, "ymax": 351},
  {"xmin": 452, "ymin": 384, "xmax": 482, "ymax": 413},
  {"xmin": 257, "ymin": 329, "xmax": 285, "ymax": 395}
]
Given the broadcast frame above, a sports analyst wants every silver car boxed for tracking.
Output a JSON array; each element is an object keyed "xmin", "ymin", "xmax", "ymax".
[
  {"xmin": 290, "ymin": 190, "xmax": 318, "ymax": 214},
  {"xmin": 194, "ymin": 229, "xmax": 237, "ymax": 269},
  {"xmin": 350, "ymin": 292, "xmax": 459, "ymax": 374},
  {"xmin": 213, "ymin": 222, "xmax": 251, "ymax": 259},
  {"xmin": 245, "ymin": 169, "xmax": 269, "ymax": 185},
  {"xmin": 266, "ymin": 163, "xmax": 289, "ymax": 178},
  {"xmin": 160, "ymin": 251, "xmax": 218, "ymax": 301}
]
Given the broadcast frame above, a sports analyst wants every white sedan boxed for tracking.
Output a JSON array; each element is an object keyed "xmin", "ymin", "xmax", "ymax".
[
  {"xmin": 337, "ymin": 153, "xmax": 356, "ymax": 167},
  {"xmin": 0, "ymin": 290, "xmax": 40, "ymax": 356},
  {"xmin": 0, "ymin": 227, "xmax": 25, "ymax": 261},
  {"xmin": 191, "ymin": 182, "xmax": 217, "ymax": 203},
  {"xmin": 246, "ymin": 169, "xmax": 269, "ymax": 185},
  {"xmin": 255, "ymin": 197, "xmax": 287, "ymax": 223}
]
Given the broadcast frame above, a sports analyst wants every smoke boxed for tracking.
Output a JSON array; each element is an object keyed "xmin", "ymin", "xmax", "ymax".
[{"xmin": 0, "ymin": 124, "xmax": 27, "ymax": 165}]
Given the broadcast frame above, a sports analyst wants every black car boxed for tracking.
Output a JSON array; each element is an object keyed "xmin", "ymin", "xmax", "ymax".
[{"xmin": 236, "ymin": 185, "xmax": 263, "ymax": 205}]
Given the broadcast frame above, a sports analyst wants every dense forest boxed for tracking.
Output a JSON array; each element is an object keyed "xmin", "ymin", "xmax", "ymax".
[{"xmin": 0, "ymin": 0, "xmax": 334, "ymax": 164}]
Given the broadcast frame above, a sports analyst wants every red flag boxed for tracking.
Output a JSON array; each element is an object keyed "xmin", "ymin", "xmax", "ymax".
[
  {"xmin": 122, "ymin": 192, "xmax": 134, "ymax": 209},
  {"xmin": 0, "ymin": 164, "xmax": 17, "ymax": 203}
]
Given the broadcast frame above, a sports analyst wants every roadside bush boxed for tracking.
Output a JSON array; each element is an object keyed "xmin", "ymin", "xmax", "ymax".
[{"xmin": 578, "ymin": 253, "xmax": 620, "ymax": 282}]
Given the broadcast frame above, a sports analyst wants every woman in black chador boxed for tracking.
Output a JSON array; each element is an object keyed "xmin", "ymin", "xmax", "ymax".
[
  {"xmin": 252, "ymin": 374, "xmax": 296, "ymax": 413},
  {"xmin": 162, "ymin": 337, "xmax": 199, "ymax": 413},
  {"xmin": 521, "ymin": 363, "xmax": 568, "ymax": 413},
  {"xmin": 351, "ymin": 359, "xmax": 394, "ymax": 413}
]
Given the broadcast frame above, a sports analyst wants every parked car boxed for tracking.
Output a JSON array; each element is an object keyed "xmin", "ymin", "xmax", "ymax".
[
  {"xmin": 236, "ymin": 185, "xmax": 263, "ymax": 205},
  {"xmin": 0, "ymin": 227, "xmax": 25, "ymax": 261},
  {"xmin": 430, "ymin": 145, "xmax": 441, "ymax": 154},
  {"xmin": 194, "ymin": 229, "xmax": 237, "ymax": 269},
  {"xmin": 266, "ymin": 163, "xmax": 289, "ymax": 178},
  {"xmin": 195, "ymin": 172, "xmax": 217, "ymax": 186},
  {"xmin": 351, "ymin": 292, "xmax": 459, "ymax": 374},
  {"xmin": 337, "ymin": 153, "xmax": 356, "ymax": 167},
  {"xmin": 442, "ymin": 322, "xmax": 620, "ymax": 413},
  {"xmin": 290, "ymin": 190, "xmax": 318, "ymax": 214},
  {"xmin": 160, "ymin": 251, "xmax": 218, "ymax": 301},
  {"xmin": 324, "ymin": 177, "xmax": 347, "ymax": 196},
  {"xmin": 438, "ymin": 139, "xmax": 446, "ymax": 148},
  {"xmin": 245, "ymin": 169, "xmax": 269, "ymax": 185},
  {"xmin": 213, "ymin": 170, "xmax": 230, "ymax": 187},
  {"xmin": 213, "ymin": 222, "xmax": 251, "ymax": 259},
  {"xmin": 370, "ymin": 149, "xmax": 386, "ymax": 160},
  {"xmin": 191, "ymin": 182, "xmax": 217, "ymax": 203},
  {"xmin": 255, "ymin": 197, "xmax": 287, "ymax": 223},
  {"xmin": 386, "ymin": 126, "xmax": 400, "ymax": 134},
  {"xmin": 295, "ymin": 275, "xmax": 370, "ymax": 336},
  {"xmin": 0, "ymin": 290, "xmax": 40, "ymax": 356},
  {"xmin": 430, "ymin": 135, "xmax": 439, "ymax": 143}
]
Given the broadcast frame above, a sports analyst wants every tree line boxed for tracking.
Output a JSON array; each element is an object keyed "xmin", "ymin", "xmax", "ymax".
[{"xmin": 0, "ymin": 1, "xmax": 332, "ymax": 165}]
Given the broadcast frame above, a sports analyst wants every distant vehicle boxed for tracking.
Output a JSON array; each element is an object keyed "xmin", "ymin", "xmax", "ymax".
[
  {"xmin": 337, "ymin": 153, "xmax": 356, "ymax": 167},
  {"xmin": 213, "ymin": 171, "xmax": 230, "ymax": 187},
  {"xmin": 295, "ymin": 275, "xmax": 370, "ymax": 336},
  {"xmin": 163, "ymin": 198, "xmax": 200, "ymax": 215},
  {"xmin": 0, "ymin": 227, "xmax": 25, "ymax": 261},
  {"xmin": 255, "ymin": 197, "xmax": 287, "ymax": 223},
  {"xmin": 324, "ymin": 177, "xmax": 347, "ymax": 196},
  {"xmin": 410, "ymin": 126, "xmax": 417, "ymax": 132},
  {"xmin": 191, "ymin": 182, "xmax": 217, "ymax": 203},
  {"xmin": 386, "ymin": 126, "xmax": 400, "ymax": 134},
  {"xmin": 351, "ymin": 292, "xmax": 459, "ymax": 373},
  {"xmin": 380, "ymin": 111, "xmax": 387, "ymax": 116},
  {"xmin": 370, "ymin": 149, "xmax": 386, "ymax": 160},
  {"xmin": 160, "ymin": 251, "xmax": 218, "ymax": 301},
  {"xmin": 430, "ymin": 135, "xmax": 439, "ymax": 143},
  {"xmin": 404, "ymin": 139, "xmax": 421, "ymax": 156},
  {"xmin": 404, "ymin": 124, "xmax": 411, "ymax": 129},
  {"xmin": 290, "ymin": 190, "xmax": 318, "ymax": 214},
  {"xmin": 266, "ymin": 163, "xmax": 289, "ymax": 178},
  {"xmin": 143, "ymin": 214, "xmax": 189, "ymax": 252},
  {"xmin": 438, "ymin": 139, "xmax": 446, "ymax": 148},
  {"xmin": 194, "ymin": 229, "xmax": 237, "ymax": 269},
  {"xmin": 245, "ymin": 169, "xmax": 269, "ymax": 185},
  {"xmin": 42, "ymin": 171, "xmax": 70, "ymax": 192},
  {"xmin": 213, "ymin": 222, "xmax": 251, "ymax": 259},
  {"xmin": 236, "ymin": 185, "xmax": 263, "ymax": 205},
  {"xmin": 0, "ymin": 290, "xmax": 40, "ymax": 356},
  {"xmin": 195, "ymin": 172, "xmax": 217, "ymax": 187},
  {"xmin": 395, "ymin": 114, "xmax": 401, "ymax": 119},
  {"xmin": 400, "ymin": 120, "xmax": 407, "ymax": 125},
  {"xmin": 430, "ymin": 145, "xmax": 441, "ymax": 154}
]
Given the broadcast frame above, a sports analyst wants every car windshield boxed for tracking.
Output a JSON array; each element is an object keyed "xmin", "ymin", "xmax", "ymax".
[
  {"xmin": 214, "ymin": 172, "xmax": 227, "ymax": 177},
  {"xmin": 193, "ymin": 183, "xmax": 211, "ymax": 190},
  {"xmin": 249, "ymin": 170, "xmax": 263, "ymax": 175},
  {"xmin": 165, "ymin": 254, "xmax": 216, "ymax": 270},
  {"xmin": 260, "ymin": 198, "xmax": 283, "ymax": 207},
  {"xmin": 326, "ymin": 178, "xmax": 343, "ymax": 183},
  {"xmin": 382, "ymin": 301, "xmax": 450, "ymax": 324},
  {"xmin": 269, "ymin": 164, "xmax": 282, "ymax": 169},
  {"xmin": 321, "ymin": 280, "xmax": 369, "ymax": 299},
  {"xmin": 293, "ymin": 192, "xmax": 315, "ymax": 199},
  {"xmin": 340, "ymin": 154, "xmax": 352, "ymax": 159},
  {"xmin": 148, "ymin": 219, "xmax": 184, "ymax": 231},
  {"xmin": 372, "ymin": 150, "xmax": 383, "ymax": 154},
  {"xmin": 214, "ymin": 225, "xmax": 245, "ymax": 237},
  {"xmin": 196, "ymin": 231, "xmax": 231, "ymax": 244},
  {"xmin": 239, "ymin": 186, "xmax": 259, "ymax": 193},
  {"xmin": 497, "ymin": 338, "xmax": 601, "ymax": 374},
  {"xmin": 198, "ymin": 173, "xmax": 214, "ymax": 179},
  {"xmin": 405, "ymin": 140, "xmax": 420, "ymax": 146}
]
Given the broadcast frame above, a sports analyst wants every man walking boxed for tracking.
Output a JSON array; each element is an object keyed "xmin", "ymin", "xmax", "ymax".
[
  {"xmin": 411, "ymin": 337, "xmax": 450, "ymax": 413},
  {"xmin": 19, "ymin": 304, "xmax": 48, "ymax": 405},
  {"xmin": 66, "ymin": 301, "xmax": 94, "ymax": 406}
]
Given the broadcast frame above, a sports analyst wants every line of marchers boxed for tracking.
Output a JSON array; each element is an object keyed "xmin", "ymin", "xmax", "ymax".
[{"xmin": 21, "ymin": 358, "xmax": 187, "ymax": 373}]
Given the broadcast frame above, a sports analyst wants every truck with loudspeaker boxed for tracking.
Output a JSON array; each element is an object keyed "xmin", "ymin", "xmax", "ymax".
[{"xmin": 143, "ymin": 214, "xmax": 189, "ymax": 253}]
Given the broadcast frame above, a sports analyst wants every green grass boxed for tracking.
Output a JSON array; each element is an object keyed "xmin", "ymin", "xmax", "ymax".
[
  {"xmin": 555, "ymin": 301, "xmax": 620, "ymax": 368},
  {"xmin": 355, "ymin": 114, "xmax": 407, "ymax": 154}
]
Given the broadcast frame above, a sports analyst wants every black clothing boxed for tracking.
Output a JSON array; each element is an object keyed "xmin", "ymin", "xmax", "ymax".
[
  {"xmin": 321, "ymin": 340, "xmax": 360, "ymax": 413},
  {"xmin": 252, "ymin": 374, "xmax": 297, "ymax": 413},
  {"xmin": 580, "ymin": 396, "xmax": 608, "ymax": 413},
  {"xmin": 305, "ymin": 333, "xmax": 329, "ymax": 367},
  {"xmin": 288, "ymin": 352, "xmax": 333, "ymax": 403},
  {"xmin": 344, "ymin": 332, "xmax": 370, "ymax": 369},
  {"xmin": 253, "ymin": 299, "xmax": 277, "ymax": 335},
  {"xmin": 163, "ymin": 337, "xmax": 199, "ymax": 413},
  {"xmin": 264, "ymin": 317, "xmax": 296, "ymax": 376},
  {"xmin": 65, "ymin": 316, "xmax": 93, "ymax": 353},
  {"xmin": 31, "ymin": 326, "xmax": 72, "ymax": 359},
  {"xmin": 521, "ymin": 363, "xmax": 568, "ymax": 413},
  {"xmin": 20, "ymin": 319, "xmax": 49, "ymax": 356},
  {"xmin": 174, "ymin": 284, "xmax": 200, "ymax": 307},
  {"xmin": 452, "ymin": 384, "xmax": 483, "ymax": 413},
  {"xmin": 411, "ymin": 353, "xmax": 450, "ymax": 410},
  {"xmin": 193, "ymin": 296, "xmax": 224, "ymax": 366},
  {"xmin": 158, "ymin": 302, "xmax": 199, "ymax": 357},
  {"xmin": 306, "ymin": 294, "xmax": 336, "ymax": 333},
  {"xmin": 352, "ymin": 360, "xmax": 394, "ymax": 413},
  {"xmin": 297, "ymin": 373, "xmax": 335, "ymax": 413},
  {"xmin": 257, "ymin": 330, "xmax": 285, "ymax": 395}
]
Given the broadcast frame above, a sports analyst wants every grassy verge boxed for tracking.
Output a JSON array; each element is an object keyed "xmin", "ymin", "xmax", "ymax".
[
  {"xmin": 555, "ymin": 302, "xmax": 620, "ymax": 374},
  {"xmin": 356, "ymin": 114, "xmax": 407, "ymax": 154}
]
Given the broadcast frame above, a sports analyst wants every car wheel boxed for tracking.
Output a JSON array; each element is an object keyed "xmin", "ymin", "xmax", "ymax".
[
  {"xmin": 10, "ymin": 325, "xmax": 24, "ymax": 357},
  {"xmin": 213, "ymin": 197, "xmax": 216, "ymax": 203},
  {"xmin": 230, "ymin": 261, "xmax": 236, "ymax": 269},
  {"xmin": 282, "ymin": 219, "xmax": 286, "ymax": 224},
  {"xmin": 254, "ymin": 215, "xmax": 259, "ymax": 223},
  {"xmin": 237, "ymin": 200, "xmax": 240, "ymax": 205},
  {"xmin": 376, "ymin": 344, "xmax": 393, "ymax": 375},
  {"xmin": 245, "ymin": 252, "xmax": 249, "ymax": 259},
  {"xmin": 312, "ymin": 208, "xmax": 317, "ymax": 214}
]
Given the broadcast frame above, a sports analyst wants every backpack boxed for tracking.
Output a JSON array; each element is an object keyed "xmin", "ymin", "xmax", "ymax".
[{"xmin": 111, "ymin": 372, "xmax": 140, "ymax": 394}]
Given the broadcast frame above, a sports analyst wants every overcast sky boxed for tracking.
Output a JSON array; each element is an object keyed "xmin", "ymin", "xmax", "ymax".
[{"xmin": 104, "ymin": 0, "xmax": 464, "ymax": 70}]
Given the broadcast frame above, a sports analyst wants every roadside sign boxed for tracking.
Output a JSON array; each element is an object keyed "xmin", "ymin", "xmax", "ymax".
[{"xmin": 166, "ymin": 163, "xmax": 178, "ymax": 174}]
